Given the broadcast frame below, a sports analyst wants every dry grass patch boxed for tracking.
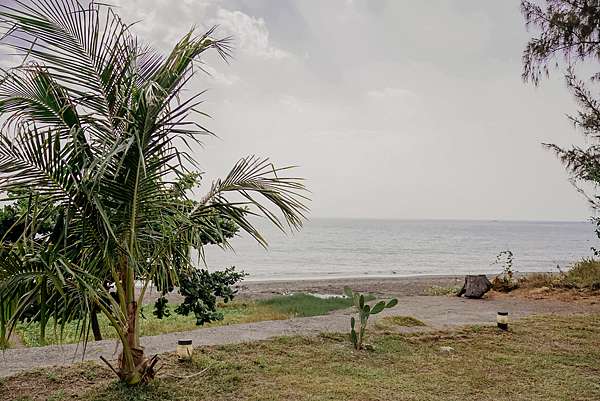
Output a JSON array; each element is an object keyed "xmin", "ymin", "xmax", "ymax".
[
  {"xmin": 424, "ymin": 285, "xmax": 460, "ymax": 296},
  {"xmin": 3, "ymin": 314, "xmax": 600, "ymax": 401},
  {"xmin": 375, "ymin": 315, "xmax": 426, "ymax": 330},
  {"xmin": 489, "ymin": 260, "xmax": 600, "ymax": 302}
]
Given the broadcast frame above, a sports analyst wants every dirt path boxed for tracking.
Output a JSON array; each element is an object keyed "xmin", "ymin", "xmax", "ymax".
[{"xmin": 2, "ymin": 295, "xmax": 599, "ymax": 378}]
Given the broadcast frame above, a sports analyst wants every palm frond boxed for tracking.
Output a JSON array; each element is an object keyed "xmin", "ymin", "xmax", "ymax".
[
  {"xmin": 193, "ymin": 156, "xmax": 309, "ymax": 246},
  {"xmin": 0, "ymin": 0, "xmax": 136, "ymax": 125}
]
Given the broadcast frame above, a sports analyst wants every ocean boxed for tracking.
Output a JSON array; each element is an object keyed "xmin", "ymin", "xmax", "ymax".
[{"xmin": 202, "ymin": 218, "xmax": 597, "ymax": 281}]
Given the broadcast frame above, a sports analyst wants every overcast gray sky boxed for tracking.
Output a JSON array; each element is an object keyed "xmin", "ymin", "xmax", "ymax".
[{"xmin": 19, "ymin": 0, "xmax": 597, "ymax": 221}]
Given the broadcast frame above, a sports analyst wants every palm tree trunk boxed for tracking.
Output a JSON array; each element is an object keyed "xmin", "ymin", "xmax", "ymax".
[
  {"xmin": 122, "ymin": 300, "xmax": 143, "ymax": 380},
  {"xmin": 116, "ymin": 261, "xmax": 157, "ymax": 384},
  {"xmin": 117, "ymin": 299, "xmax": 159, "ymax": 384}
]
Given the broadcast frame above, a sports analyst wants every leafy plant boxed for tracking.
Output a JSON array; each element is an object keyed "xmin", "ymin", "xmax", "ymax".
[
  {"xmin": 0, "ymin": 180, "xmax": 244, "ymax": 344},
  {"xmin": 495, "ymin": 250, "xmax": 515, "ymax": 278},
  {"xmin": 491, "ymin": 250, "xmax": 518, "ymax": 292},
  {"xmin": 172, "ymin": 267, "xmax": 246, "ymax": 325},
  {"xmin": 0, "ymin": 189, "xmax": 61, "ymax": 345},
  {"xmin": 343, "ymin": 287, "xmax": 397, "ymax": 350},
  {"xmin": 0, "ymin": 0, "xmax": 308, "ymax": 385}
]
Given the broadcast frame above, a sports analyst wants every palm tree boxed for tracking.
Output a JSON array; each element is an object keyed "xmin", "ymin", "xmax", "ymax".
[{"xmin": 0, "ymin": 0, "xmax": 307, "ymax": 384}]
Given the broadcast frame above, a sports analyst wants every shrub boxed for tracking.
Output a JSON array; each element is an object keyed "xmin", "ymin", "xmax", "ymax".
[
  {"xmin": 491, "ymin": 250, "xmax": 519, "ymax": 292},
  {"xmin": 563, "ymin": 259, "xmax": 600, "ymax": 290},
  {"xmin": 519, "ymin": 259, "xmax": 600, "ymax": 291}
]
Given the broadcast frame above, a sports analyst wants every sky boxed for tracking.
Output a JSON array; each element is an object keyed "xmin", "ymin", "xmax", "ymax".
[{"xmin": 3, "ymin": 0, "xmax": 593, "ymax": 222}]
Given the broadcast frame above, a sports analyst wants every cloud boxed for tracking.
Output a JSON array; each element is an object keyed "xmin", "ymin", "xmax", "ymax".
[
  {"xmin": 0, "ymin": 53, "xmax": 22, "ymax": 69},
  {"xmin": 100, "ymin": 1, "xmax": 291, "ymax": 88},
  {"xmin": 279, "ymin": 95, "xmax": 305, "ymax": 112},
  {"xmin": 110, "ymin": 1, "xmax": 289, "ymax": 61},
  {"xmin": 0, "ymin": 0, "xmax": 583, "ymax": 220},
  {"xmin": 367, "ymin": 87, "xmax": 415, "ymax": 99},
  {"xmin": 201, "ymin": 64, "xmax": 240, "ymax": 86},
  {"xmin": 209, "ymin": 9, "xmax": 290, "ymax": 60}
]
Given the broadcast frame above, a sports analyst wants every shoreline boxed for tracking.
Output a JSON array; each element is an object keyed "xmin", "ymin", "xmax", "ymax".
[
  {"xmin": 236, "ymin": 271, "xmax": 563, "ymax": 299},
  {"xmin": 142, "ymin": 272, "xmax": 553, "ymax": 303},
  {"xmin": 235, "ymin": 274, "xmax": 467, "ymax": 299},
  {"xmin": 241, "ymin": 270, "xmax": 548, "ymax": 283},
  {"xmin": 241, "ymin": 272, "xmax": 473, "ymax": 283},
  {"xmin": 141, "ymin": 274, "xmax": 467, "ymax": 304}
]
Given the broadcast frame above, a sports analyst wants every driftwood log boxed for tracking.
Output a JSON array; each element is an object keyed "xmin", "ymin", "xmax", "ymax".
[{"xmin": 457, "ymin": 275, "xmax": 492, "ymax": 299}]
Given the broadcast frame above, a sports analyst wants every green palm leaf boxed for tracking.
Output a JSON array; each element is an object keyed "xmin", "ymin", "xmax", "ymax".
[{"xmin": 0, "ymin": 0, "xmax": 308, "ymax": 384}]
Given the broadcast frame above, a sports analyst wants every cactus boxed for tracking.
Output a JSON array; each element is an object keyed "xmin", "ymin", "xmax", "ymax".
[{"xmin": 344, "ymin": 286, "xmax": 398, "ymax": 350}]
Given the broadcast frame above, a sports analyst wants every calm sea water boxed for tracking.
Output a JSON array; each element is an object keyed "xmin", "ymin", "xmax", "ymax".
[{"xmin": 202, "ymin": 219, "xmax": 597, "ymax": 281}]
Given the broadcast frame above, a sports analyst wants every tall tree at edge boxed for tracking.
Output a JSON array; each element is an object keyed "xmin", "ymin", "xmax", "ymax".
[{"xmin": 522, "ymin": 1, "xmax": 600, "ymax": 213}]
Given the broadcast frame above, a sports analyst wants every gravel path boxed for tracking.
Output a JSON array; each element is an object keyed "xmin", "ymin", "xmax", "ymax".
[{"xmin": 2, "ymin": 295, "xmax": 599, "ymax": 378}]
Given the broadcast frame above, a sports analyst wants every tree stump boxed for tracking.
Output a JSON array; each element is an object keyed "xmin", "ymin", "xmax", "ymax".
[{"xmin": 457, "ymin": 275, "xmax": 492, "ymax": 299}]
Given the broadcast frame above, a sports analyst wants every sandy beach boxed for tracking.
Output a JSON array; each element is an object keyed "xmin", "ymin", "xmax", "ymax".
[
  {"xmin": 139, "ymin": 274, "xmax": 492, "ymax": 308},
  {"xmin": 139, "ymin": 274, "xmax": 466, "ymax": 304},
  {"xmin": 235, "ymin": 275, "xmax": 466, "ymax": 299}
]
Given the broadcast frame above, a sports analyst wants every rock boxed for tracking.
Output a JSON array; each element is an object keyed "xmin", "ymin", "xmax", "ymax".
[
  {"xmin": 439, "ymin": 346, "xmax": 455, "ymax": 354},
  {"xmin": 457, "ymin": 275, "xmax": 492, "ymax": 299}
]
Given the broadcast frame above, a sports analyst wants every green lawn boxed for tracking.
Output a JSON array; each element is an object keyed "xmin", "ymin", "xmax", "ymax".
[
  {"xmin": 4, "ymin": 314, "xmax": 600, "ymax": 401},
  {"xmin": 13, "ymin": 293, "xmax": 367, "ymax": 347},
  {"xmin": 257, "ymin": 292, "xmax": 375, "ymax": 317}
]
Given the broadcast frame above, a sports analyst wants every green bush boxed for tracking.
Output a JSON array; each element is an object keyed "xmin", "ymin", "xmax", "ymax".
[
  {"xmin": 491, "ymin": 250, "xmax": 519, "ymax": 292},
  {"xmin": 563, "ymin": 259, "xmax": 600, "ymax": 290},
  {"xmin": 520, "ymin": 259, "xmax": 600, "ymax": 291}
]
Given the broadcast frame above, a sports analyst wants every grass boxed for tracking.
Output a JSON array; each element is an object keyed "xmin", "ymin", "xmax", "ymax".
[
  {"xmin": 376, "ymin": 315, "xmax": 426, "ymax": 329},
  {"xmin": 520, "ymin": 272, "xmax": 561, "ymax": 289},
  {"xmin": 519, "ymin": 258, "xmax": 600, "ymax": 293},
  {"xmin": 257, "ymin": 293, "xmax": 375, "ymax": 317},
  {"xmin": 424, "ymin": 285, "xmax": 461, "ymax": 296},
  {"xmin": 14, "ymin": 293, "xmax": 364, "ymax": 347},
  {"xmin": 3, "ymin": 314, "xmax": 600, "ymax": 401},
  {"xmin": 15, "ymin": 302, "xmax": 279, "ymax": 347},
  {"xmin": 563, "ymin": 258, "xmax": 600, "ymax": 289}
]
